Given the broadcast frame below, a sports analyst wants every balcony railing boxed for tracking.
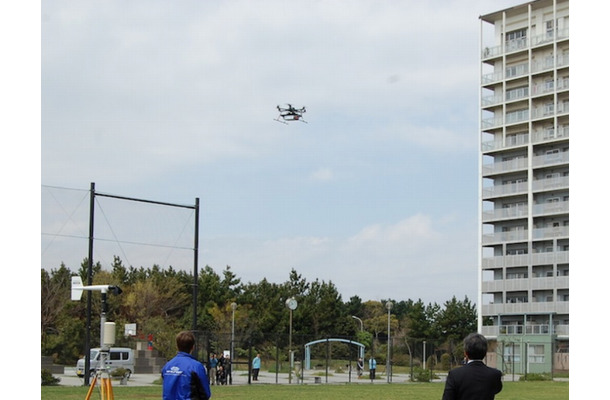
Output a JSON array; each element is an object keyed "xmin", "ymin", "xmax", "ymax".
[
  {"xmin": 482, "ymin": 207, "xmax": 528, "ymax": 222},
  {"xmin": 482, "ymin": 301, "xmax": 568, "ymax": 315},
  {"xmin": 482, "ymin": 157, "xmax": 528, "ymax": 175},
  {"xmin": 482, "ymin": 181, "xmax": 528, "ymax": 199},
  {"xmin": 481, "ymin": 251, "xmax": 569, "ymax": 269},
  {"xmin": 532, "ymin": 176, "xmax": 569, "ymax": 192},
  {"xmin": 532, "ymin": 125, "xmax": 569, "ymax": 143},
  {"xmin": 482, "ymin": 276, "xmax": 569, "ymax": 293},
  {"xmin": 482, "ymin": 230, "xmax": 528, "ymax": 244},
  {"xmin": 482, "ymin": 133, "xmax": 530, "ymax": 152},
  {"xmin": 532, "ymin": 226, "xmax": 569, "ymax": 240},
  {"xmin": 532, "ymin": 200, "xmax": 569, "ymax": 216},
  {"xmin": 482, "ymin": 324, "xmax": 569, "ymax": 337},
  {"xmin": 481, "ymin": 28, "xmax": 569, "ymax": 59},
  {"xmin": 532, "ymin": 151, "xmax": 569, "ymax": 168}
]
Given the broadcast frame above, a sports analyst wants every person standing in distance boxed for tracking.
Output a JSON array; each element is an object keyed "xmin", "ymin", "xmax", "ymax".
[
  {"xmin": 442, "ymin": 333, "xmax": 502, "ymax": 400},
  {"xmin": 356, "ymin": 357, "xmax": 364, "ymax": 377},
  {"xmin": 252, "ymin": 353, "xmax": 261, "ymax": 381},
  {"xmin": 162, "ymin": 331, "xmax": 211, "ymax": 400},
  {"xmin": 208, "ymin": 353, "xmax": 218, "ymax": 385},
  {"xmin": 368, "ymin": 357, "xmax": 376, "ymax": 381}
]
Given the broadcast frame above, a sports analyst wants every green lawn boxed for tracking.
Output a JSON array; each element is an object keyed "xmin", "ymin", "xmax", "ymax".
[{"xmin": 41, "ymin": 381, "xmax": 568, "ymax": 400}]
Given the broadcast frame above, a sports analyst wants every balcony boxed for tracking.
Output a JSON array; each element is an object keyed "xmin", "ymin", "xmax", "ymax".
[
  {"xmin": 532, "ymin": 200, "xmax": 569, "ymax": 216},
  {"xmin": 532, "ymin": 176, "xmax": 569, "ymax": 192},
  {"xmin": 482, "ymin": 94, "xmax": 503, "ymax": 107},
  {"xmin": 532, "ymin": 126, "xmax": 569, "ymax": 144},
  {"xmin": 531, "ymin": 251, "xmax": 569, "ymax": 265},
  {"xmin": 481, "ymin": 28, "xmax": 568, "ymax": 60},
  {"xmin": 532, "ymin": 226, "xmax": 568, "ymax": 240},
  {"xmin": 482, "ymin": 276, "xmax": 569, "ymax": 293},
  {"xmin": 482, "ymin": 230, "xmax": 528, "ymax": 245},
  {"xmin": 481, "ymin": 71, "xmax": 503, "ymax": 85},
  {"xmin": 482, "ymin": 251, "xmax": 569, "ymax": 269},
  {"xmin": 482, "ymin": 254, "xmax": 528, "ymax": 269},
  {"xmin": 482, "ymin": 181, "xmax": 528, "ymax": 199},
  {"xmin": 482, "ymin": 301, "xmax": 568, "ymax": 315},
  {"xmin": 482, "ymin": 132, "xmax": 530, "ymax": 152},
  {"xmin": 482, "ymin": 157, "xmax": 528, "ymax": 176},
  {"xmin": 532, "ymin": 151, "xmax": 569, "ymax": 168},
  {"xmin": 482, "ymin": 324, "xmax": 569, "ymax": 337},
  {"xmin": 532, "ymin": 102, "xmax": 569, "ymax": 120},
  {"xmin": 482, "ymin": 207, "xmax": 528, "ymax": 222}
]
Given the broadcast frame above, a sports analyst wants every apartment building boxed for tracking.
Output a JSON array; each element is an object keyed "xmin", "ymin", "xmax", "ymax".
[{"xmin": 478, "ymin": 0, "xmax": 569, "ymax": 374}]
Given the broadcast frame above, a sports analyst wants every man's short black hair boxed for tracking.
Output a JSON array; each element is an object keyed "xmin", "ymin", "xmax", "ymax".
[{"xmin": 464, "ymin": 333, "xmax": 488, "ymax": 360}]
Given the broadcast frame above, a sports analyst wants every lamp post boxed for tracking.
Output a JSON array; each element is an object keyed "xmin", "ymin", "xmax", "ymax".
[
  {"xmin": 230, "ymin": 302, "xmax": 237, "ymax": 360},
  {"xmin": 423, "ymin": 340, "xmax": 427, "ymax": 370},
  {"xmin": 286, "ymin": 298, "xmax": 297, "ymax": 384},
  {"xmin": 351, "ymin": 315, "xmax": 365, "ymax": 369},
  {"xmin": 351, "ymin": 315, "xmax": 363, "ymax": 332},
  {"xmin": 385, "ymin": 301, "xmax": 393, "ymax": 383}
]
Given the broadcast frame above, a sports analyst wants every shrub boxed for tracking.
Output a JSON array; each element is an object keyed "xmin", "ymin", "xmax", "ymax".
[
  {"xmin": 520, "ymin": 373, "xmax": 552, "ymax": 381},
  {"xmin": 411, "ymin": 367, "xmax": 438, "ymax": 382},
  {"xmin": 110, "ymin": 367, "xmax": 129, "ymax": 378},
  {"xmin": 41, "ymin": 369, "xmax": 60, "ymax": 386}
]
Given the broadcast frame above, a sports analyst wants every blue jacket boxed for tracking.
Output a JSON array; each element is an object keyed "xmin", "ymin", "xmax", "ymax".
[{"xmin": 162, "ymin": 352, "xmax": 211, "ymax": 400}]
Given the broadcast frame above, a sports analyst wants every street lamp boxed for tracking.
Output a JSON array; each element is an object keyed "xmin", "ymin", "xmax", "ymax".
[
  {"xmin": 351, "ymin": 315, "xmax": 363, "ymax": 332},
  {"xmin": 385, "ymin": 301, "xmax": 393, "ymax": 383},
  {"xmin": 423, "ymin": 340, "xmax": 427, "ymax": 370},
  {"xmin": 286, "ymin": 297, "xmax": 298, "ymax": 384},
  {"xmin": 351, "ymin": 315, "xmax": 365, "ymax": 367},
  {"xmin": 230, "ymin": 302, "xmax": 237, "ymax": 360}
]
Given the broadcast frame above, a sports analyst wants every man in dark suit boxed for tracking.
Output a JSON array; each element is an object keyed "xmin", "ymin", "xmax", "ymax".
[{"xmin": 442, "ymin": 333, "xmax": 502, "ymax": 400}]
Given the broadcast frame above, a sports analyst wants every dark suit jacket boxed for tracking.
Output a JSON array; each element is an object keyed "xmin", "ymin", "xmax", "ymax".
[{"xmin": 442, "ymin": 360, "xmax": 503, "ymax": 400}]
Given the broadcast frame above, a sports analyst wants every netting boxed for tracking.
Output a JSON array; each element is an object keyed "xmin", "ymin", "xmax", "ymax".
[{"xmin": 41, "ymin": 185, "xmax": 197, "ymax": 272}]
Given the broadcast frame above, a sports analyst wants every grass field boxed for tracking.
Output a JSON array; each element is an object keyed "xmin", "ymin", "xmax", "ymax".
[{"xmin": 41, "ymin": 380, "xmax": 568, "ymax": 400}]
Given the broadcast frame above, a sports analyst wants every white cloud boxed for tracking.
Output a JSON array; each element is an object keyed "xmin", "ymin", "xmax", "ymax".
[
  {"xmin": 200, "ymin": 213, "xmax": 477, "ymax": 304},
  {"xmin": 309, "ymin": 168, "xmax": 334, "ymax": 182}
]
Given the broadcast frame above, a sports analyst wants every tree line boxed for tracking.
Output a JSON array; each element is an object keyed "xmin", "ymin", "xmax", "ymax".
[{"xmin": 41, "ymin": 256, "xmax": 477, "ymax": 368}]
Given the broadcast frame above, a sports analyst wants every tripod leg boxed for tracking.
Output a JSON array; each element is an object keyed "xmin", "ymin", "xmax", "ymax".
[
  {"xmin": 106, "ymin": 377, "xmax": 114, "ymax": 400},
  {"xmin": 100, "ymin": 377, "xmax": 106, "ymax": 399},
  {"xmin": 85, "ymin": 375, "xmax": 97, "ymax": 400}
]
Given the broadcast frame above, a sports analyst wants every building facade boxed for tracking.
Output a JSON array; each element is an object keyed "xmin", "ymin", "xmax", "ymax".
[{"xmin": 478, "ymin": 0, "xmax": 569, "ymax": 374}]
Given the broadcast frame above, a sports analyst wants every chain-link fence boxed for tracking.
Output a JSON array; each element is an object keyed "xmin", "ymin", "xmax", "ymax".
[{"xmin": 190, "ymin": 331, "xmax": 461, "ymax": 384}]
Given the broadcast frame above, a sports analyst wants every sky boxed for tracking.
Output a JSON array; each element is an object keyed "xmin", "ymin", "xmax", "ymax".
[{"xmin": 37, "ymin": 0, "xmax": 554, "ymax": 306}]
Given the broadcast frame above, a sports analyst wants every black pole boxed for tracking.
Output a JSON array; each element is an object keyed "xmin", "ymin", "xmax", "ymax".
[
  {"xmin": 84, "ymin": 182, "xmax": 95, "ymax": 386},
  {"xmin": 275, "ymin": 335, "xmax": 279, "ymax": 384},
  {"xmin": 192, "ymin": 198, "xmax": 200, "ymax": 332},
  {"xmin": 248, "ymin": 344, "xmax": 252, "ymax": 384},
  {"xmin": 325, "ymin": 338, "xmax": 329, "ymax": 383}
]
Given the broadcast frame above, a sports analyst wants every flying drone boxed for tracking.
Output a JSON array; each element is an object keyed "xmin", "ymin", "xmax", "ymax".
[{"xmin": 275, "ymin": 104, "xmax": 307, "ymax": 124}]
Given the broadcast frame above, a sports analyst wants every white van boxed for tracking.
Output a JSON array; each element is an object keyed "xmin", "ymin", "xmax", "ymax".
[{"xmin": 76, "ymin": 347, "xmax": 134, "ymax": 378}]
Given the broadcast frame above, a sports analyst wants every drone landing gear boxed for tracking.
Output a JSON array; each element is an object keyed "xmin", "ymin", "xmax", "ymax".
[{"xmin": 274, "ymin": 117, "xmax": 308, "ymax": 124}]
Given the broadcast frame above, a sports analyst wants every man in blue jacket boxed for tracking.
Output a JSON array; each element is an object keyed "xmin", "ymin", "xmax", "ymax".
[{"xmin": 162, "ymin": 331, "xmax": 211, "ymax": 400}]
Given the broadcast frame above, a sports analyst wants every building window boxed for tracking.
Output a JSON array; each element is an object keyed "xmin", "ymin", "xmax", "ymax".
[
  {"xmin": 528, "ymin": 344, "xmax": 545, "ymax": 364},
  {"xmin": 504, "ymin": 344, "xmax": 521, "ymax": 363},
  {"xmin": 546, "ymin": 20, "xmax": 554, "ymax": 39},
  {"xmin": 506, "ymin": 28, "xmax": 527, "ymax": 51}
]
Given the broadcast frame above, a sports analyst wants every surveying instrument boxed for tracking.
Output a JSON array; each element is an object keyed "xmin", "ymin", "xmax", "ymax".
[{"xmin": 71, "ymin": 276, "xmax": 123, "ymax": 400}]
